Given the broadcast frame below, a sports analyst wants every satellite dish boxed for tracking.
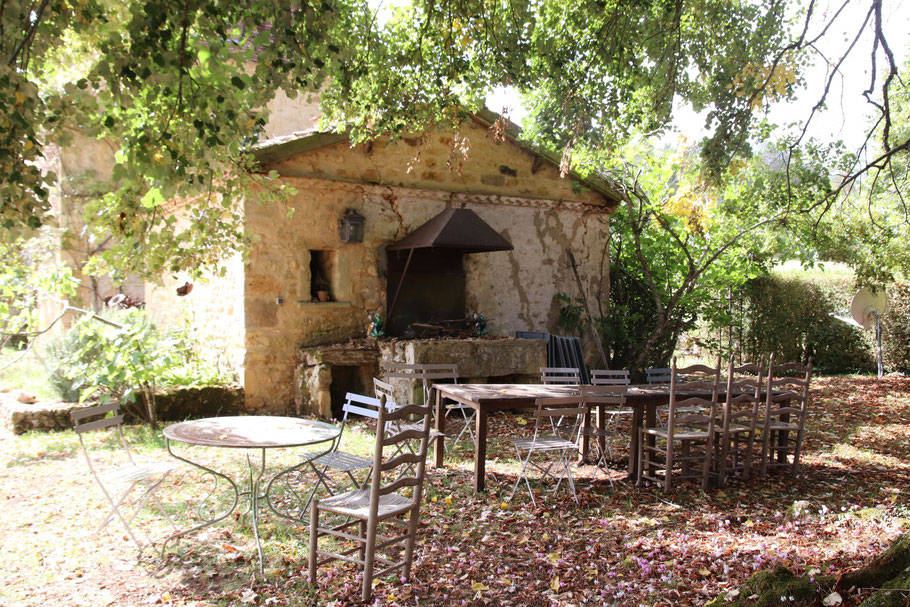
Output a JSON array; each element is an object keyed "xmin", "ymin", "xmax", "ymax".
[{"xmin": 850, "ymin": 287, "xmax": 888, "ymax": 330}]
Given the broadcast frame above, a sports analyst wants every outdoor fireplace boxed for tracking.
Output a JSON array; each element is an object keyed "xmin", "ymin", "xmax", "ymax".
[{"xmin": 385, "ymin": 207, "xmax": 513, "ymax": 337}]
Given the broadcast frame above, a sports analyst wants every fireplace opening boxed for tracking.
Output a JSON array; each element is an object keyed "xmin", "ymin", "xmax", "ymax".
[{"xmin": 386, "ymin": 249, "xmax": 466, "ymax": 336}]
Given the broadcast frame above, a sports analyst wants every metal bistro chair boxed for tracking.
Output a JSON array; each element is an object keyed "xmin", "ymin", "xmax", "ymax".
[
  {"xmin": 646, "ymin": 367, "xmax": 672, "ymax": 384},
  {"xmin": 308, "ymin": 395, "xmax": 432, "ymax": 602},
  {"xmin": 299, "ymin": 393, "xmax": 381, "ymax": 517},
  {"xmin": 713, "ymin": 358, "xmax": 764, "ymax": 486},
  {"xmin": 590, "ymin": 369, "xmax": 631, "ymax": 386},
  {"xmin": 588, "ymin": 369, "xmax": 633, "ymax": 457},
  {"xmin": 579, "ymin": 386, "xmax": 631, "ymax": 488},
  {"xmin": 540, "ymin": 366, "xmax": 582, "ymax": 385},
  {"xmin": 509, "ymin": 396, "xmax": 586, "ymax": 506},
  {"xmin": 71, "ymin": 403, "xmax": 179, "ymax": 551},
  {"xmin": 760, "ymin": 356, "xmax": 813, "ymax": 478},
  {"xmin": 639, "ymin": 358, "xmax": 721, "ymax": 493},
  {"xmin": 383, "ymin": 362, "xmax": 474, "ymax": 446}
]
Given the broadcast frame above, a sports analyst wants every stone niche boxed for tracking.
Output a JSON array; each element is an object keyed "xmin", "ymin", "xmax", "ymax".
[{"xmin": 295, "ymin": 337, "xmax": 546, "ymax": 416}]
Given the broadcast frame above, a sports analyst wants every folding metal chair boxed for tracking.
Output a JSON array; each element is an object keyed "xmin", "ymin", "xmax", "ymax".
[
  {"xmin": 580, "ymin": 385, "xmax": 632, "ymax": 485},
  {"xmin": 540, "ymin": 366, "xmax": 582, "ymax": 385},
  {"xmin": 590, "ymin": 369, "xmax": 631, "ymax": 386},
  {"xmin": 508, "ymin": 396, "xmax": 586, "ymax": 506},
  {"xmin": 382, "ymin": 362, "xmax": 474, "ymax": 445},
  {"xmin": 72, "ymin": 403, "xmax": 179, "ymax": 551},
  {"xmin": 309, "ymin": 395, "xmax": 432, "ymax": 602},
  {"xmin": 300, "ymin": 393, "xmax": 379, "ymax": 516}
]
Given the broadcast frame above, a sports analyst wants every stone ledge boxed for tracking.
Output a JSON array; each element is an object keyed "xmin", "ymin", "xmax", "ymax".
[
  {"xmin": 0, "ymin": 392, "xmax": 80, "ymax": 435},
  {"xmin": 296, "ymin": 301, "xmax": 352, "ymax": 310},
  {"xmin": 0, "ymin": 385, "xmax": 244, "ymax": 434}
]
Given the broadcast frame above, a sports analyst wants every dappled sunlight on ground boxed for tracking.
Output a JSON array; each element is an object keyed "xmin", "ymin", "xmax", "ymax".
[{"xmin": 0, "ymin": 375, "xmax": 907, "ymax": 606}]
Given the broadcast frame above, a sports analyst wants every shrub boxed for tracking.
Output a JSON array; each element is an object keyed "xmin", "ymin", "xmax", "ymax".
[
  {"xmin": 883, "ymin": 281, "xmax": 910, "ymax": 372},
  {"xmin": 736, "ymin": 274, "xmax": 875, "ymax": 373}
]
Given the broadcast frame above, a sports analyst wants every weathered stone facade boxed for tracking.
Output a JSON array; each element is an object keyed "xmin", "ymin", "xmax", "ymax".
[{"xmin": 142, "ymin": 112, "xmax": 618, "ymax": 414}]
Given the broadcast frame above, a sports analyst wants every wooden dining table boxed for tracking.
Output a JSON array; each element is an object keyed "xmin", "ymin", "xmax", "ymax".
[{"xmin": 433, "ymin": 383, "xmax": 676, "ymax": 492}]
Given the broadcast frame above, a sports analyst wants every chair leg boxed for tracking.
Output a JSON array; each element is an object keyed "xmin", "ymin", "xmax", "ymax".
[
  {"xmin": 664, "ymin": 440, "xmax": 674, "ymax": 494},
  {"xmin": 362, "ymin": 515, "xmax": 379, "ymax": 601},
  {"xmin": 403, "ymin": 505, "xmax": 420, "ymax": 580},
  {"xmin": 308, "ymin": 501, "xmax": 319, "ymax": 585}
]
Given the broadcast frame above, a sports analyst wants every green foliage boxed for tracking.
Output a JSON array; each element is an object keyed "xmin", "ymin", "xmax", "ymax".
[
  {"xmin": 735, "ymin": 274, "xmax": 874, "ymax": 373},
  {"xmin": 883, "ymin": 282, "xmax": 910, "ymax": 373},
  {"xmin": 0, "ymin": 230, "xmax": 78, "ymax": 348},
  {"xmin": 560, "ymin": 139, "xmax": 840, "ymax": 374},
  {"xmin": 55, "ymin": 308, "xmax": 217, "ymax": 425}
]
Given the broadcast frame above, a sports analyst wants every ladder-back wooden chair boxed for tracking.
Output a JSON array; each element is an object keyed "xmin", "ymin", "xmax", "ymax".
[
  {"xmin": 590, "ymin": 369, "xmax": 631, "ymax": 386},
  {"xmin": 714, "ymin": 358, "xmax": 764, "ymax": 486},
  {"xmin": 579, "ymin": 386, "xmax": 631, "ymax": 487},
  {"xmin": 72, "ymin": 403, "xmax": 179, "ymax": 551},
  {"xmin": 760, "ymin": 356, "xmax": 813, "ymax": 478},
  {"xmin": 639, "ymin": 358, "xmax": 721, "ymax": 493},
  {"xmin": 300, "ymin": 393, "xmax": 380, "ymax": 517},
  {"xmin": 308, "ymin": 395, "xmax": 432, "ymax": 602},
  {"xmin": 508, "ymin": 396, "xmax": 586, "ymax": 506},
  {"xmin": 540, "ymin": 366, "xmax": 582, "ymax": 385}
]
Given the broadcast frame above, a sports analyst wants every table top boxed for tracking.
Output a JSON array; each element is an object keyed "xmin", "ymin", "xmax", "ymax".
[
  {"xmin": 163, "ymin": 416, "xmax": 340, "ymax": 449},
  {"xmin": 432, "ymin": 383, "xmax": 725, "ymax": 405}
]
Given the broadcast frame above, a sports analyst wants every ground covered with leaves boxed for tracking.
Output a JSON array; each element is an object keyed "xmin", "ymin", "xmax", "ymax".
[{"xmin": 1, "ymin": 375, "xmax": 908, "ymax": 606}]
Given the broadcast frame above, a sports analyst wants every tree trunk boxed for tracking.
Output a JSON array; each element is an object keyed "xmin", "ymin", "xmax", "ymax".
[{"xmin": 707, "ymin": 532, "xmax": 910, "ymax": 607}]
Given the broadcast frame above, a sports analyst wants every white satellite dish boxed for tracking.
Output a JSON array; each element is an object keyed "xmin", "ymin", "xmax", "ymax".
[
  {"xmin": 836, "ymin": 287, "xmax": 888, "ymax": 377},
  {"xmin": 850, "ymin": 287, "xmax": 888, "ymax": 330}
]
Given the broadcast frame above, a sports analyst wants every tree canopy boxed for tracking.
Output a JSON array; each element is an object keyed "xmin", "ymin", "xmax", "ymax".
[{"xmin": 1, "ymin": 0, "xmax": 908, "ymax": 281}]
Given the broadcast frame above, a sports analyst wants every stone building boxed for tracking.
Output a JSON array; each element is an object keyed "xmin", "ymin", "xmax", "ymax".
[{"xmin": 145, "ymin": 109, "xmax": 622, "ymax": 415}]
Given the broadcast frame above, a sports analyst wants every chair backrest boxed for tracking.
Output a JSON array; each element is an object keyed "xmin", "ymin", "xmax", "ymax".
[
  {"xmin": 728, "ymin": 358, "xmax": 765, "ymax": 399},
  {"xmin": 580, "ymin": 385, "xmax": 628, "ymax": 410},
  {"xmin": 667, "ymin": 358, "xmax": 721, "ymax": 436},
  {"xmin": 381, "ymin": 362, "xmax": 459, "ymax": 404},
  {"xmin": 646, "ymin": 367, "xmax": 672, "ymax": 384},
  {"xmin": 368, "ymin": 395, "xmax": 432, "ymax": 512},
  {"xmin": 373, "ymin": 377, "xmax": 398, "ymax": 407},
  {"xmin": 71, "ymin": 402, "xmax": 133, "ymax": 472},
  {"xmin": 590, "ymin": 369, "xmax": 631, "ymax": 386},
  {"xmin": 540, "ymin": 367, "xmax": 581, "ymax": 385},
  {"xmin": 764, "ymin": 355, "xmax": 813, "ymax": 423},
  {"xmin": 532, "ymin": 396, "xmax": 587, "ymax": 441},
  {"xmin": 721, "ymin": 358, "xmax": 764, "ymax": 432}
]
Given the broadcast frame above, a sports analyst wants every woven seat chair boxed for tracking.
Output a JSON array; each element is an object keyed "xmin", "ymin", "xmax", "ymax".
[
  {"xmin": 713, "ymin": 358, "xmax": 764, "ymax": 486},
  {"xmin": 639, "ymin": 358, "xmax": 721, "ymax": 493},
  {"xmin": 308, "ymin": 395, "xmax": 432, "ymax": 602},
  {"xmin": 760, "ymin": 356, "xmax": 813, "ymax": 478}
]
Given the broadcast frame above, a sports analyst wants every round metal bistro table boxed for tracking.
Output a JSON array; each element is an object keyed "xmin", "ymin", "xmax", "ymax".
[{"xmin": 162, "ymin": 416, "xmax": 340, "ymax": 573}]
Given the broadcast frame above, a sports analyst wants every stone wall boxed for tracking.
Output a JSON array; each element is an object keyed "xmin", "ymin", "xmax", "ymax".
[{"xmin": 145, "ymin": 246, "xmax": 246, "ymax": 383}]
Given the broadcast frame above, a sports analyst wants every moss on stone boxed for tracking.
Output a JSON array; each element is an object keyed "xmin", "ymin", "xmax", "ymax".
[{"xmin": 857, "ymin": 565, "xmax": 910, "ymax": 607}]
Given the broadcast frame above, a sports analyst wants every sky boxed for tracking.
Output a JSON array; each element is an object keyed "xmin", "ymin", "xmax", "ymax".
[{"xmin": 483, "ymin": 0, "xmax": 910, "ymax": 152}]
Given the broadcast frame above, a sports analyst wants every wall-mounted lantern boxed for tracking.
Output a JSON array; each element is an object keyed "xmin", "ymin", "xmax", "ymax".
[{"xmin": 339, "ymin": 209, "xmax": 365, "ymax": 243}]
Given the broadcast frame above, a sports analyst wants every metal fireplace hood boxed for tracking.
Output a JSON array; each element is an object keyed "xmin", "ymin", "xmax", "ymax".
[{"xmin": 387, "ymin": 208, "xmax": 513, "ymax": 253}]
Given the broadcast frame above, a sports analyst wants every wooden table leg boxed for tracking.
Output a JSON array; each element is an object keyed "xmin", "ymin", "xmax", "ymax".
[
  {"xmin": 628, "ymin": 405, "xmax": 643, "ymax": 478},
  {"xmin": 473, "ymin": 407, "xmax": 489, "ymax": 492},
  {"xmin": 598, "ymin": 404, "xmax": 606, "ymax": 461},
  {"xmin": 434, "ymin": 389, "xmax": 445, "ymax": 469},
  {"xmin": 581, "ymin": 407, "xmax": 592, "ymax": 463}
]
